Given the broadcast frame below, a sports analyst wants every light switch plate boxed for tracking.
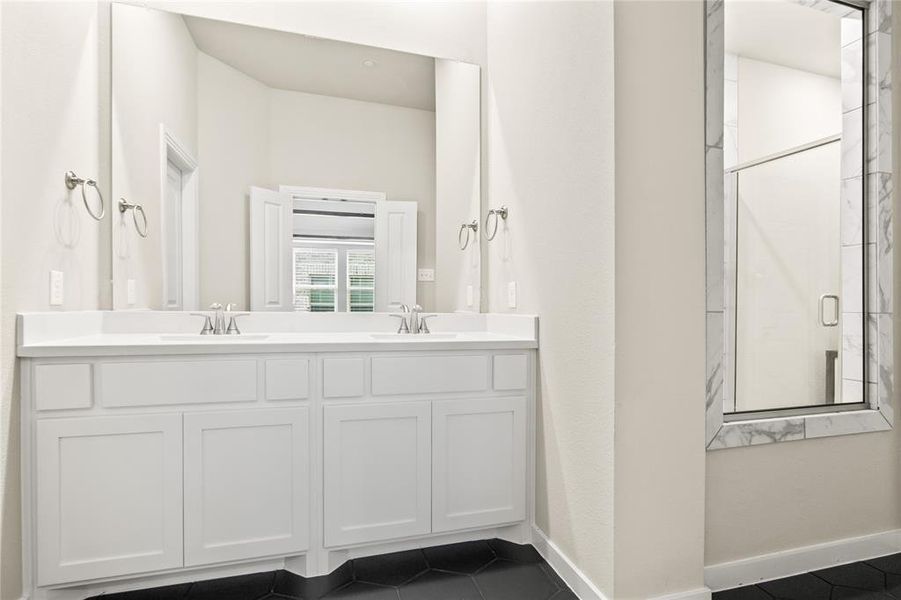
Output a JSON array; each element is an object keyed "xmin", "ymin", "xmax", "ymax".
[
  {"xmin": 507, "ymin": 281, "xmax": 517, "ymax": 309},
  {"xmin": 127, "ymin": 279, "xmax": 137, "ymax": 305},
  {"xmin": 466, "ymin": 285, "xmax": 474, "ymax": 307},
  {"xmin": 418, "ymin": 268, "xmax": 435, "ymax": 282},
  {"xmin": 49, "ymin": 270, "xmax": 64, "ymax": 306}
]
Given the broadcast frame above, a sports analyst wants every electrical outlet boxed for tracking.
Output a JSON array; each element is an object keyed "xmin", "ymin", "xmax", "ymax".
[
  {"xmin": 49, "ymin": 270, "xmax": 64, "ymax": 306},
  {"xmin": 127, "ymin": 279, "xmax": 137, "ymax": 305},
  {"xmin": 466, "ymin": 285, "xmax": 474, "ymax": 307},
  {"xmin": 507, "ymin": 281, "xmax": 517, "ymax": 309},
  {"xmin": 417, "ymin": 268, "xmax": 435, "ymax": 282}
]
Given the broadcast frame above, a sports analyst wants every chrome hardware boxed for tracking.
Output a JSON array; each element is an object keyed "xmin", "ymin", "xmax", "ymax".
[
  {"xmin": 391, "ymin": 313, "xmax": 411, "ymax": 334},
  {"xmin": 225, "ymin": 303, "xmax": 248, "ymax": 335},
  {"xmin": 209, "ymin": 303, "xmax": 225, "ymax": 335},
  {"xmin": 418, "ymin": 314, "xmax": 437, "ymax": 334},
  {"xmin": 190, "ymin": 312, "xmax": 214, "ymax": 335},
  {"xmin": 484, "ymin": 206, "xmax": 508, "ymax": 241},
  {"xmin": 409, "ymin": 304, "xmax": 424, "ymax": 334},
  {"xmin": 458, "ymin": 220, "xmax": 478, "ymax": 250},
  {"xmin": 118, "ymin": 198, "xmax": 148, "ymax": 238},
  {"xmin": 65, "ymin": 170, "xmax": 105, "ymax": 221},
  {"xmin": 819, "ymin": 294, "xmax": 840, "ymax": 327}
]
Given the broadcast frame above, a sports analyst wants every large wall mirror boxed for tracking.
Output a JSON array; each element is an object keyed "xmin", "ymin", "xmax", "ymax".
[
  {"xmin": 110, "ymin": 4, "xmax": 482, "ymax": 313},
  {"xmin": 705, "ymin": 0, "xmax": 894, "ymax": 448}
]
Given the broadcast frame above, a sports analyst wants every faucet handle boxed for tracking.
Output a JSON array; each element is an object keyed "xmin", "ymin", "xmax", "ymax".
[
  {"xmin": 209, "ymin": 302, "xmax": 222, "ymax": 310},
  {"xmin": 390, "ymin": 314, "xmax": 410, "ymax": 334},
  {"xmin": 419, "ymin": 314, "xmax": 437, "ymax": 334},
  {"xmin": 190, "ymin": 313, "xmax": 214, "ymax": 335}
]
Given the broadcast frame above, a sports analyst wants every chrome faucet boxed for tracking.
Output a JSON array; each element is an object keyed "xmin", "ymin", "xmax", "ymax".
[
  {"xmin": 192, "ymin": 303, "xmax": 246, "ymax": 335},
  {"xmin": 390, "ymin": 304, "xmax": 436, "ymax": 334},
  {"xmin": 210, "ymin": 303, "xmax": 226, "ymax": 335}
]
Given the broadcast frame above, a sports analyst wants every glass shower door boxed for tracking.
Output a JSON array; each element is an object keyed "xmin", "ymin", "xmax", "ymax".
[{"xmin": 732, "ymin": 139, "xmax": 859, "ymax": 413}]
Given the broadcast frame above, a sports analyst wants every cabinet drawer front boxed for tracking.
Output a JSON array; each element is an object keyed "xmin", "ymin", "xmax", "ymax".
[
  {"xmin": 34, "ymin": 363, "xmax": 93, "ymax": 410},
  {"xmin": 323, "ymin": 402, "xmax": 431, "ymax": 546},
  {"xmin": 184, "ymin": 408, "xmax": 310, "ymax": 565},
  {"xmin": 323, "ymin": 357, "xmax": 365, "ymax": 398},
  {"xmin": 99, "ymin": 360, "xmax": 258, "ymax": 407},
  {"xmin": 493, "ymin": 354, "xmax": 528, "ymax": 391},
  {"xmin": 371, "ymin": 355, "xmax": 489, "ymax": 396},
  {"xmin": 36, "ymin": 414, "xmax": 183, "ymax": 585},
  {"xmin": 265, "ymin": 358, "xmax": 310, "ymax": 401}
]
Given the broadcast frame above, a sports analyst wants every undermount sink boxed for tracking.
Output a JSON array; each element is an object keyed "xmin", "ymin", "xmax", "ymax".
[
  {"xmin": 158, "ymin": 334, "xmax": 271, "ymax": 342},
  {"xmin": 369, "ymin": 333, "xmax": 459, "ymax": 340}
]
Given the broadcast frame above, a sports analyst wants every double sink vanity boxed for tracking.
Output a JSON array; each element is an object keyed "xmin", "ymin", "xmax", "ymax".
[{"xmin": 16, "ymin": 311, "xmax": 538, "ymax": 599}]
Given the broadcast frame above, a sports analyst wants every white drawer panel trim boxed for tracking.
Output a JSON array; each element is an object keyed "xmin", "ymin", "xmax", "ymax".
[
  {"xmin": 99, "ymin": 360, "xmax": 258, "ymax": 407},
  {"xmin": 183, "ymin": 408, "xmax": 310, "ymax": 566},
  {"xmin": 35, "ymin": 363, "xmax": 93, "ymax": 411},
  {"xmin": 36, "ymin": 414, "xmax": 183, "ymax": 585},
  {"xmin": 323, "ymin": 357, "xmax": 365, "ymax": 398},
  {"xmin": 371, "ymin": 355, "xmax": 489, "ymax": 396},
  {"xmin": 493, "ymin": 355, "xmax": 528, "ymax": 391},
  {"xmin": 265, "ymin": 358, "xmax": 310, "ymax": 401}
]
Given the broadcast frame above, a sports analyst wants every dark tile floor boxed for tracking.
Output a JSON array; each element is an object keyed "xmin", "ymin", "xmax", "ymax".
[
  {"xmin": 87, "ymin": 539, "xmax": 576, "ymax": 600},
  {"xmin": 714, "ymin": 553, "xmax": 901, "ymax": 600}
]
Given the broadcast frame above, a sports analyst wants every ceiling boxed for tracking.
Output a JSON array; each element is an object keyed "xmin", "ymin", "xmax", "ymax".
[
  {"xmin": 184, "ymin": 15, "xmax": 436, "ymax": 111},
  {"xmin": 725, "ymin": 0, "xmax": 850, "ymax": 78}
]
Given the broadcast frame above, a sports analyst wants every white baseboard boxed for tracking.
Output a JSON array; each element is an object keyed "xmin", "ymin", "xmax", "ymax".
[
  {"xmin": 531, "ymin": 526, "xmax": 610, "ymax": 600},
  {"xmin": 649, "ymin": 588, "xmax": 712, "ymax": 600},
  {"xmin": 705, "ymin": 528, "xmax": 901, "ymax": 591}
]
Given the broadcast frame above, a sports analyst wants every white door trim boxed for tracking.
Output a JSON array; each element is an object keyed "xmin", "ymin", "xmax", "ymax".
[{"xmin": 159, "ymin": 124, "xmax": 199, "ymax": 311}]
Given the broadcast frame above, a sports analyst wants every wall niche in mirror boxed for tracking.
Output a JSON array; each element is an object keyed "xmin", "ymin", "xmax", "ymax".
[
  {"xmin": 111, "ymin": 4, "xmax": 481, "ymax": 313},
  {"xmin": 705, "ymin": 0, "xmax": 894, "ymax": 447}
]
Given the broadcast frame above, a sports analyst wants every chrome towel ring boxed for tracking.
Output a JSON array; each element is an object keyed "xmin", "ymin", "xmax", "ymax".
[
  {"xmin": 64, "ymin": 170, "xmax": 105, "ymax": 221},
  {"xmin": 484, "ymin": 206, "xmax": 508, "ymax": 241},
  {"xmin": 118, "ymin": 198, "xmax": 148, "ymax": 238},
  {"xmin": 458, "ymin": 220, "xmax": 479, "ymax": 250}
]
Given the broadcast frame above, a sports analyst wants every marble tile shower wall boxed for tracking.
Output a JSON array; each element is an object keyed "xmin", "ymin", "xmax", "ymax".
[{"xmin": 841, "ymin": 15, "xmax": 872, "ymax": 406}]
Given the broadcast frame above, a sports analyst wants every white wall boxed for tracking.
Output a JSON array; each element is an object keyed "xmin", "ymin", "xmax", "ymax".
[
  {"xmin": 267, "ymin": 88, "xmax": 436, "ymax": 310},
  {"xmin": 435, "ymin": 59, "xmax": 481, "ymax": 312},
  {"xmin": 111, "ymin": 3, "xmax": 197, "ymax": 309},
  {"xmin": 0, "ymin": 3, "xmax": 102, "ymax": 598},
  {"xmin": 612, "ymin": 2, "xmax": 707, "ymax": 597},
  {"xmin": 197, "ymin": 52, "xmax": 269, "ymax": 309},
  {"xmin": 486, "ymin": 1, "xmax": 616, "ymax": 594}
]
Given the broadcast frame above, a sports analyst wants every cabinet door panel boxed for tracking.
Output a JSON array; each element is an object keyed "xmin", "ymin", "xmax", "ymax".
[
  {"xmin": 184, "ymin": 408, "xmax": 309, "ymax": 565},
  {"xmin": 324, "ymin": 402, "xmax": 431, "ymax": 546},
  {"xmin": 433, "ymin": 397, "xmax": 527, "ymax": 532},
  {"xmin": 36, "ymin": 414, "xmax": 183, "ymax": 585}
]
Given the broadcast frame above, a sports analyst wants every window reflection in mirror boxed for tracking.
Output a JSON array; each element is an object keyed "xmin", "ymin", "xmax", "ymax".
[
  {"xmin": 722, "ymin": 0, "xmax": 865, "ymax": 415},
  {"xmin": 111, "ymin": 5, "xmax": 481, "ymax": 314}
]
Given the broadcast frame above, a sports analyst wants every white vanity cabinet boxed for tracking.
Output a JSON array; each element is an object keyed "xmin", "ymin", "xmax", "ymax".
[
  {"xmin": 183, "ymin": 408, "xmax": 310, "ymax": 566},
  {"xmin": 323, "ymin": 401, "xmax": 432, "ymax": 546},
  {"xmin": 19, "ymin": 328, "xmax": 537, "ymax": 599},
  {"xmin": 35, "ymin": 414, "xmax": 184, "ymax": 585}
]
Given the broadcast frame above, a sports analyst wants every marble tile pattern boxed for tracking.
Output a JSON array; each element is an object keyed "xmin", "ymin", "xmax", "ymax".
[{"xmin": 705, "ymin": 0, "xmax": 894, "ymax": 449}]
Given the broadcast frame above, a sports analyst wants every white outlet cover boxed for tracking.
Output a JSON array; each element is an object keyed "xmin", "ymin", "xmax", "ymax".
[
  {"xmin": 127, "ymin": 279, "xmax": 137, "ymax": 305},
  {"xmin": 418, "ymin": 268, "xmax": 435, "ymax": 282},
  {"xmin": 507, "ymin": 281, "xmax": 517, "ymax": 309},
  {"xmin": 49, "ymin": 270, "xmax": 64, "ymax": 306}
]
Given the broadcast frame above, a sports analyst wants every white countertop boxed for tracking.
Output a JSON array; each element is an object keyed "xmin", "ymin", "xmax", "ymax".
[{"xmin": 17, "ymin": 312, "xmax": 538, "ymax": 357}]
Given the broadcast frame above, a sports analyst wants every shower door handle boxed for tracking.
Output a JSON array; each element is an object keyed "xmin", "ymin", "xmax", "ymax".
[{"xmin": 819, "ymin": 294, "xmax": 840, "ymax": 327}]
